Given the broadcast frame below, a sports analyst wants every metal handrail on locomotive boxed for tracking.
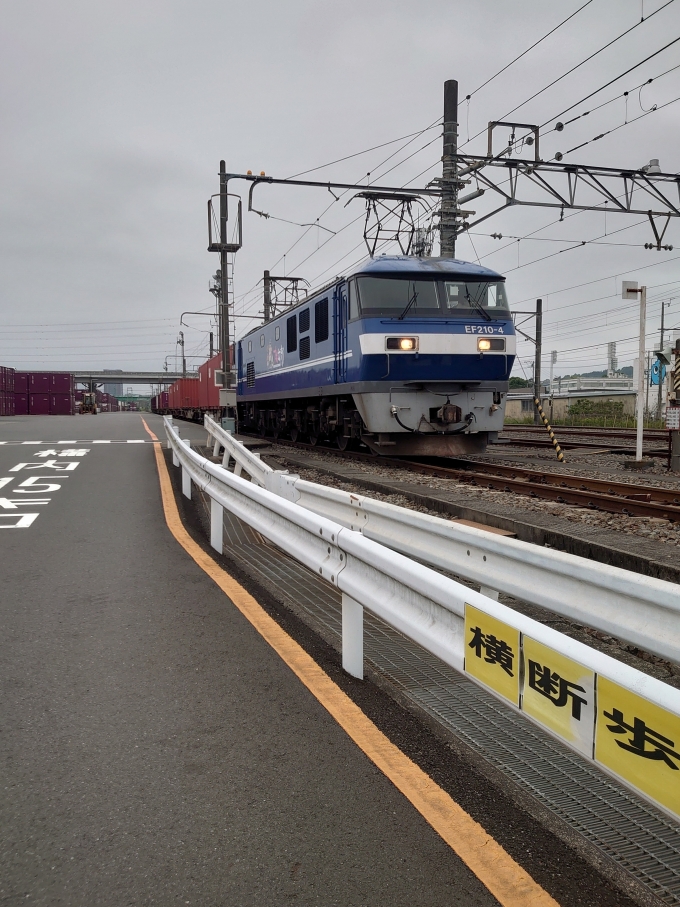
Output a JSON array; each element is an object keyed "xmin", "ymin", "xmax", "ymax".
[{"xmin": 237, "ymin": 256, "xmax": 515, "ymax": 456}]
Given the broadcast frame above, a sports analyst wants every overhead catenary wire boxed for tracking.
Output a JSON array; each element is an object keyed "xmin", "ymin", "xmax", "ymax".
[
  {"xmin": 460, "ymin": 0, "xmax": 676, "ymax": 150},
  {"xmin": 465, "ymin": 0, "xmax": 596, "ymax": 100}
]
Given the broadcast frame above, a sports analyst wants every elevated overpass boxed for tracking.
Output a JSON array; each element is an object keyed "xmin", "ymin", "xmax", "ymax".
[{"xmin": 73, "ymin": 370, "xmax": 190, "ymax": 385}]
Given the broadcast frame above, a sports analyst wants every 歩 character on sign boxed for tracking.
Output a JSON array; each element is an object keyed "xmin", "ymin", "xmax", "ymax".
[
  {"xmin": 604, "ymin": 708, "xmax": 680, "ymax": 770},
  {"xmin": 528, "ymin": 660, "xmax": 588, "ymax": 720}
]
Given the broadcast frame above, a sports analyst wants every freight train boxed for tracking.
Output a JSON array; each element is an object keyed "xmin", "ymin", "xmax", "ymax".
[{"xmin": 156, "ymin": 256, "xmax": 516, "ymax": 457}]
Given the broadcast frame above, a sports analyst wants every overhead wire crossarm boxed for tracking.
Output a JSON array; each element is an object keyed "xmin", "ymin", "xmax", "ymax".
[{"xmin": 450, "ymin": 154, "xmax": 680, "ymax": 236}]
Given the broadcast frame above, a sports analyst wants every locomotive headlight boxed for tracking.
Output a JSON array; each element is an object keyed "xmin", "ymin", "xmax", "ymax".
[
  {"xmin": 477, "ymin": 337, "xmax": 505, "ymax": 352},
  {"xmin": 386, "ymin": 337, "xmax": 418, "ymax": 351}
]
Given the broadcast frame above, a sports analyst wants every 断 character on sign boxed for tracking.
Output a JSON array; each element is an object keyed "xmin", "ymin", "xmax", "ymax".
[
  {"xmin": 468, "ymin": 626, "xmax": 514, "ymax": 676},
  {"xmin": 528, "ymin": 660, "xmax": 588, "ymax": 720},
  {"xmin": 604, "ymin": 708, "xmax": 680, "ymax": 769}
]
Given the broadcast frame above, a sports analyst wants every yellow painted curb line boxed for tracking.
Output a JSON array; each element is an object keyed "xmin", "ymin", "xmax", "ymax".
[{"xmin": 143, "ymin": 417, "xmax": 559, "ymax": 907}]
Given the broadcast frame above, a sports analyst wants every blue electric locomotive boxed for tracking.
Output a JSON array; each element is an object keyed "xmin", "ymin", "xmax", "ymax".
[{"xmin": 236, "ymin": 256, "xmax": 515, "ymax": 456}]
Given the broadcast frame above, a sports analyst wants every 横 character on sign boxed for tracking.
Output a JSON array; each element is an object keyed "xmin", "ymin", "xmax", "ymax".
[
  {"xmin": 468, "ymin": 626, "xmax": 514, "ymax": 676},
  {"xmin": 528, "ymin": 660, "xmax": 588, "ymax": 720},
  {"xmin": 604, "ymin": 708, "xmax": 680, "ymax": 770}
]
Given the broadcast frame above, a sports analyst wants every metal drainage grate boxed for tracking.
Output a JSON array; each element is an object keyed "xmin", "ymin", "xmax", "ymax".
[{"xmin": 217, "ymin": 506, "xmax": 680, "ymax": 904}]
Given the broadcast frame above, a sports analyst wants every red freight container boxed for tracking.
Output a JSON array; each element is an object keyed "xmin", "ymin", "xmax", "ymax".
[
  {"xmin": 50, "ymin": 394, "xmax": 75, "ymax": 415},
  {"xmin": 171, "ymin": 378, "xmax": 199, "ymax": 409},
  {"xmin": 198, "ymin": 352, "xmax": 222, "ymax": 409},
  {"xmin": 29, "ymin": 373, "xmax": 51, "ymax": 393},
  {"xmin": 14, "ymin": 393, "xmax": 28, "ymax": 415},
  {"xmin": 50, "ymin": 373, "xmax": 75, "ymax": 393},
  {"xmin": 6, "ymin": 393, "xmax": 15, "ymax": 416},
  {"xmin": 14, "ymin": 372, "xmax": 28, "ymax": 393},
  {"xmin": 29, "ymin": 393, "xmax": 51, "ymax": 414}
]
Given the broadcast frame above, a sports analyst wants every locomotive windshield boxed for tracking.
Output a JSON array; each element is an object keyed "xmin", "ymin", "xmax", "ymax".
[
  {"xmin": 357, "ymin": 277, "xmax": 440, "ymax": 317},
  {"xmin": 356, "ymin": 276, "xmax": 508, "ymax": 318}
]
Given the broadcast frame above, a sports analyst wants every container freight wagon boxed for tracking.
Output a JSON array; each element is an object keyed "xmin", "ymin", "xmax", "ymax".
[
  {"xmin": 150, "ymin": 392, "xmax": 170, "ymax": 414},
  {"xmin": 154, "ymin": 350, "xmax": 231, "ymax": 420}
]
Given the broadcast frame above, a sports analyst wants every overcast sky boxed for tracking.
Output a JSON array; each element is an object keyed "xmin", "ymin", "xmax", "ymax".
[{"xmin": 1, "ymin": 0, "xmax": 679, "ymax": 380}]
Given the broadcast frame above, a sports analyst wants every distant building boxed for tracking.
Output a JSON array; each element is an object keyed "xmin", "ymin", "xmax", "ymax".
[{"xmin": 102, "ymin": 369, "xmax": 124, "ymax": 397}]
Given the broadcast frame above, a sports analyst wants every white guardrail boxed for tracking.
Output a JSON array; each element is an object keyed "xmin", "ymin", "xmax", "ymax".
[
  {"xmin": 203, "ymin": 415, "xmax": 680, "ymax": 668},
  {"xmin": 165, "ymin": 416, "xmax": 680, "ymax": 823}
]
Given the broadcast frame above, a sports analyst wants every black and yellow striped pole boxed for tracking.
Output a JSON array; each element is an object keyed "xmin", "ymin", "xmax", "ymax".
[{"xmin": 534, "ymin": 397, "xmax": 565, "ymax": 462}]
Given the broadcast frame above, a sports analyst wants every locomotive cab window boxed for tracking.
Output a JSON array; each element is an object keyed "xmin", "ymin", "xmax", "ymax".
[
  {"xmin": 348, "ymin": 280, "xmax": 360, "ymax": 320},
  {"xmin": 357, "ymin": 277, "xmax": 440, "ymax": 317},
  {"xmin": 443, "ymin": 281, "xmax": 509, "ymax": 312}
]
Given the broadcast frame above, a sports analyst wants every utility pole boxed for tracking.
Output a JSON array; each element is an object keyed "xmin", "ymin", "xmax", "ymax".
[
  {"xmin": 263, "ymin": 270, "xmax": 272, "ymax": 322},
  {"xmin": 550, "ymin": 350, "xmax": 557, "ymax": 394},
  {"xmin": 658, "ymin": 300, "xmax": 668, "ymax": 417},
  {"xmin": 209, "ymin": 331, "xmax": 214, "ymax": 360},
  {"xmin": 440, "ymin": 79, "xmax": 459, "ymax": 258},
  {"xmin": 219, "ymin": 160, "xmax": 230, "ymax": 386},
  {"xmin": 623, "ymin": 282, "xmax": 647, "ymax": 463},
  {"xmin": 178, "ymin": 331, "xmax": 186, "ymax": 378},
  {"xmin": 533, "ymin": 298, "xmax": 543, "ymax": 425}
]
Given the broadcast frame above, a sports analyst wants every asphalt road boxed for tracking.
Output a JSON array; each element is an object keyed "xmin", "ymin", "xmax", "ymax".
[{"xmin": 0, "ymin": 413, "xmax": 499, "ymax": 906}]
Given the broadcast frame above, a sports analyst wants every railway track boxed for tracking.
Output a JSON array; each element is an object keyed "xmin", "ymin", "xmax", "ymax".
[
  {"xmin": 495, "ymin": 435, "xmax": 668, "ymax": 456},
  {"xmin": 503, "ymin": 424, "xmax": 668, "ymax": 441},
  {"xmin": 254, "ymin": 436, "xmax": 680, "ymax": 522}
]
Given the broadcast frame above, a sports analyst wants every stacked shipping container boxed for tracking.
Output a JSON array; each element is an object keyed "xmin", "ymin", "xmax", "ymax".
[
  {"xmin": 0, "ymin": 366, "xmax": 16, "ymax": 416},
  {"xmin": 0, "ymin": 368, "xmax": 78, "ymax": 415}
]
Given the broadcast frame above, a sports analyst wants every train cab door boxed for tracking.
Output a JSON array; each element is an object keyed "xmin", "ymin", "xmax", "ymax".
[{"xmin": 333, "ymin": 282, "xmax": 348, "ymax": 385}]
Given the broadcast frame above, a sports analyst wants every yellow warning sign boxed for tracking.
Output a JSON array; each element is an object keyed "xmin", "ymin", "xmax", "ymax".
[
  {"xmin": 596, "ymin": 676, "xmax": 680, "ymax": 820},
  {"xmin": 464, "ymin": 603, "xmax": 520, "ymax": 706},
  {"xmin": 522, "ymin": 637, "xmax": 595, "ymax": 757}
]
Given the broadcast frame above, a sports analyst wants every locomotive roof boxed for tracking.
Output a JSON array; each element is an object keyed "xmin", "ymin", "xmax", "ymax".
[
  {"xmin": 240, "ymin": 255, "xmax": 505, "ymax": 339},
  {"xmin": 347, "ymin": 255, "xmax": 504, "ymax": 280}
]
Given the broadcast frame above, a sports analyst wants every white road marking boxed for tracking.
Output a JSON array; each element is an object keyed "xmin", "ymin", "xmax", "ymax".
[{"xmin": 0, "ymin": 513, "xmax": 40, "ymax": 528}]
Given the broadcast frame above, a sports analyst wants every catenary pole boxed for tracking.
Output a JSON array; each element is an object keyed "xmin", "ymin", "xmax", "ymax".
[
  {"xmin": 440, "ymin": 80, "xmax": 459, "ymax": 258},
  {"xmin": 636, "ymin": 286, "xmax": 647, "ymax": 461},
  {"xmin": 219, "ymin": 160, "xmax": 230, "ymax": 386},
  {"xmin": 533, "ymin": 299, "xmax": 543, "ymax": 425},
  {"xmin": 658, "ymin": 299, "xmax": 666, "ymax": 417},
  {"xmin": 263, "ymin": 270, "xmax": 271, "ymax": 322}
]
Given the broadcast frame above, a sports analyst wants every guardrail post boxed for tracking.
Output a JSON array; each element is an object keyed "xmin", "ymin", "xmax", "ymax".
[
  {"xmin": 172, "ymin": 446, "xmax": 179, "ymax": 467},
  {"xmin": 210, "ymin": 497, "xmax": 223, "ymax": 553},
  {"xmin": 182, "ymin": 467, "xmax": 191, "ymax": 499},
  {"xmin": 212, "ymin": 439, "xmax": 221, "ymax": 457},
  {"xmin": 222, "ymin": 449, "xmax": 231, "ymax": 469},
  {"xmin": 480, "ymin": 585, "xmax": 499, "ymax": 601},
  {"xmin": 234, "ymin": 462, "xmax": 243, "ymax": 478},
  {"xmin": 166, "ymin": 419, "xmax": 174, "ymax": 450},
  {"xmin": 342, "ymin": 593, "xmax": 364, "ymax": 679}
]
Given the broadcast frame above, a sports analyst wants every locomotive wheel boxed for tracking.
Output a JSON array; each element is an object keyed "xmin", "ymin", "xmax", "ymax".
[
  {"xmin": 290, "ymin": 427, "xmax": 299, "ymax": 442},
  {"xmin": 336, "ymin": 433, "xmax": 350, "ymax": 451},
  {"xmin": 308, "ymin": 431, "xmax": 320, "ymax": 446}
]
